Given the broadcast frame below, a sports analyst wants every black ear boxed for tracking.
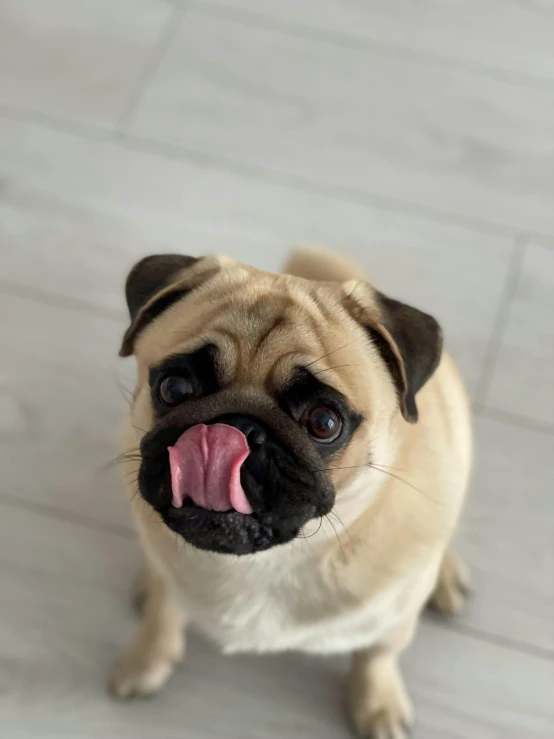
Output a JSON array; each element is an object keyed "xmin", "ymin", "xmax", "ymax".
[
  {"xmin": 124, "ymin": 254, "xmax": 200, "ymax": 322},
  {"xmin": 343, "ymin": 283, "xmax": 443, "ymax": 423},
  {"xmin": 120, "ymin": 254, "xmax": 205, "ymax": 358}
]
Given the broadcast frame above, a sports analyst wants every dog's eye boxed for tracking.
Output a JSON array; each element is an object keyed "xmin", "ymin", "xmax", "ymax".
[
  {"xmin": 301, "ymin": 405, "xmax": 342, "ymax": 443},
  {"xmin": 159, "ymin": 375, "xmax": 195, "ymax": 406}
]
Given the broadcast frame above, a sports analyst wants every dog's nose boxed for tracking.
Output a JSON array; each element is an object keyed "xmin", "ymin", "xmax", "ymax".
[{"xmin": 214, "ymin": 415, "xmax": 267, "ymax": 449}]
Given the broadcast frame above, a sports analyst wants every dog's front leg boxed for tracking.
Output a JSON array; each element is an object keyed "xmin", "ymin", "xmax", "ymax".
[
  {"xmin": 109, "ymin": 564, "xmax": 187, "ymax": 699},
  {"xmin": 347, "ymin": 618, "xmax": 416, "ymax": 739}
]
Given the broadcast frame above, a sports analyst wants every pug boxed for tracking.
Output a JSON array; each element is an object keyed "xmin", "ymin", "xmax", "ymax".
[{"xmin": 110, "ymin": 248, "xmax": 472, "ymax": 739}]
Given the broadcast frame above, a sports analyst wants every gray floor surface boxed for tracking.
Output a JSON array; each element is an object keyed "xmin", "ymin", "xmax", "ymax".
[{"xmin": 0, "ymin": 2, "xmax": 553, "ymax": 737}]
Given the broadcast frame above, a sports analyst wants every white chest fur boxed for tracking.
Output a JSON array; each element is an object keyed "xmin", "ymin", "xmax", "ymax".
[{"xmin": 147, "ymin": 531, "xmax": 437, "ymax": 656}]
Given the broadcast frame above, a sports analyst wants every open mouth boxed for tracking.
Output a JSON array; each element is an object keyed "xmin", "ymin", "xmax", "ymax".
[
  {"xmin": 139, "ymin": 463, "xmax": 318, "ymax": 556},
  {"xmin": 167, "ymin": 422, "xmax": 254, "ymax": 514},
  {"xmin": 137, "ymin": 412, "xmax": 333, "ymax": 555}
]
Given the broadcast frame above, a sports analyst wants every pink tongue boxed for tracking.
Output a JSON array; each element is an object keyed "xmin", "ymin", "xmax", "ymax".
[{"xmin": 168, "ymin": 424, "xmax": 253, "ymax": 514}]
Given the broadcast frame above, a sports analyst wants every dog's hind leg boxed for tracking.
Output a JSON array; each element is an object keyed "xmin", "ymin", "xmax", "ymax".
[
  {"xmin": 428, "ymin": 548, "xmax": 470, "ymax": 616},
  {"xmin": 109, "ymin": 563, "xmax": 187, "ymax": 699},
  {"xmin": 131, "ymin": 563, "xmax": 151, "ymax": 615}
]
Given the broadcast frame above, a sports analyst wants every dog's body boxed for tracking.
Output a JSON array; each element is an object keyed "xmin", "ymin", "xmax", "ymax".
[{"xmin": 111, "ymin": 249, "xmax": 471, "ymax": 738}]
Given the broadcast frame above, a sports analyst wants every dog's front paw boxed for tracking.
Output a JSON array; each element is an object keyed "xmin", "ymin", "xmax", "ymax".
[
  {"xmin": 108, "ymin": 637, "xmax": 184, "ymax": 699},
  {"xmin": 348, "ymin": 658, "xmax": 413, "ymax": 739},
  {"xmin": 349, "ymin": 696, "xmax": 413, "ymax": 739}
]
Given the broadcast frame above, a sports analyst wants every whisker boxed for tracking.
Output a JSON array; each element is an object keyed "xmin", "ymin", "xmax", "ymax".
[
  {"xmin": 118, "ymin": 454, "xmax": 143, "ymax": 462},
  {"xmin": 323, "ymin": 514, "xmax": 344, "ymax": 554},
  {"xmin": 325, "ymin": 463, "xmax": 372, "ymax": 471},
  {"xmin": 366, "ymin": 462, "xmax": 410, "ymax": 474},
  {"xmin": 325, "ymin": 461, "xmax": 409, "ymax": 474},
  {"xmin": 297, "ymin": 525, "xmax": 318, "ymax": 556},
  {"xmin": 94, "ymin": 451, "xmax": 141, "ymax": 476},
  {"xmin": 112, "ymin": 448, "xmax": 142, "ymax": 463},
  {"xmin": 298, "ymin": 517, "xmax": 323, "ymax": 540},
  {"xmin": 312, "ymin": 364, "xmax": 360, "ymax": 376},
  {"xmin": 368, "ymin": 463, "xmax": 441, "ymax": 507},
  {"xmin": 95, "ymin": 450, "xmax": 143, "ymax": 480},
  {"xmin": 305, "ymin": 340, "xmax": 356, "ymax": 369},
  {"xmin": 129, "ymin": 489, "xmax": 142, "ymax": 504},
  {"xmin": 327, "ymin": 508, "xmax": 349, "ymax": 537},
  {"xmin": 121, "ymin": 471, "xmax": 140, "ymax": 484}
]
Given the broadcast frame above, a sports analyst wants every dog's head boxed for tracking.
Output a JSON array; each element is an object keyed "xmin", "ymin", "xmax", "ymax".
[{"xmin": 120, "ymin": 254, "xmax": 442, "ymax": 555}]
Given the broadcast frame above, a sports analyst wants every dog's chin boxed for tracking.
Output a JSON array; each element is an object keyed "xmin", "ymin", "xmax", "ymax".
[
  {"xmin": 160, "ymin": 500, "xmax": 294, "ymax": 555},
  {"xmin": 153, "ymin": 496, "xmax": 316, "ymax": 555}
]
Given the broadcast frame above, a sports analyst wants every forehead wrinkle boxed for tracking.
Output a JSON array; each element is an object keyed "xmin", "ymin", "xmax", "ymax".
[
  {"xmin": 280, "ymin": 320, "xmax": 363, "ymax": 397},
  {"xmin": 149, "ymin": 282, "xmax": 347, "ymax": 391},
  {"xmin": 253, "ymin": 314, "xmax": 289, "ymax": 353},
  {"xmin": 263, "ymin": 314, "xmax": 340, "ymax": 388},
  {"xmin": 188, "ymin": 280, "xmax": 332, "ymax": 346},
  {"xmin": 203, "ymin": 328, "xmax": 241, "ymax": 385},
  {"xmin": 308, "ymin": 289, "xmax": 341, "ymax": 325},
  {"xmin": 250, "ymin": 298, "xmax": 345, "ymax": 392},
  {"xmin": 255, "ymin": 303, "xmax": 329, "ymax": 379},
  {"xmin": 211, "ymin": 291, "xmax": 318, "ymax": 362}
]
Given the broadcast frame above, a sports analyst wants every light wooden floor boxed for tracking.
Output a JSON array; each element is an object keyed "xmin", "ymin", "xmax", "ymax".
[{"xmin": 1, "ymin": 2, "xmax": 553, "ymax": 737}]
